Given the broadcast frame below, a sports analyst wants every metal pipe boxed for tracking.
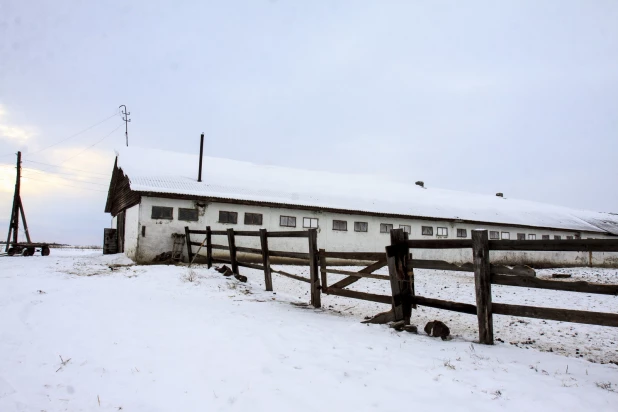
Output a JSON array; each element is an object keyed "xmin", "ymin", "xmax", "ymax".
[{"xmin": 198, "ymin": 133, "xmax": 204, "ymax": 182}]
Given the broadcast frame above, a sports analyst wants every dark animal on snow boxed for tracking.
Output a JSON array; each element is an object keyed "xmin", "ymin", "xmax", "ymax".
[{"xmin": 424, "ymin": 320, "xmax": 450, "ymax": 340}]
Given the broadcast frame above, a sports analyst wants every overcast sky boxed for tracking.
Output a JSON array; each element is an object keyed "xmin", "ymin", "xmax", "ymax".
[{"xmin": 1, "ymin": 0, "xmax": 617, "ymax": 245}]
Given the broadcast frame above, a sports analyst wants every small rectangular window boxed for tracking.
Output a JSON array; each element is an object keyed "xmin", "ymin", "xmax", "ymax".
[
  {"xmin": 380, "ymin": 223, "xmax": 393, "ymax": 233},
  {"xmin": 554, "ymin": 235, "xmax": 562, "ymax": 240},
  {"xmin": 399, "ymin": 225, "xmax": 411, "ymax": 234},
  {"xmin": 219, "ymin": 211, "xmax": 238, "ymax": 224},
  {"xmin": 244, "ymin": 212, "xmax": 263, "ymax": 225},
  {"xmin": 501, "ymin": 232, "xmax": 510, "ymax": 240},
  {"xmin": 151, "ymin": 206, "xmax": 173, "ymax": 220},
  {"xmin": 179, "ymin": 208, "xmax": 199, "ymax": 222},
  {"xmin": 280, "ymin": 215, "xmax": 296, "ymax": 227},
  {"xmin": 457, "ymin": 229, "xmax": 467, "ymax": 238},
  {"xmin": 517, "ymin": 233, "xmax": 526, "ymax": 240},
  {"xmin": 542, "ymin": 235, "xmax": 550, "ymax": 240},
  {"xmin": 528, "ymin": 234, "xmax": 536, "ymax": 240},
  {"xmin": 489, "ymin": 231, "xmax": 499, "ymax": 239},
  {"xmin": 333, "ymin": 220, "xmax": 348, "ymax": 231},
  {"xmin": 566, "ymin": 235, "xmax": 574, "ymax": 240},
  {"xmin": 574, "ymin": 233, "xmax": 581, "ymax": 239},
  {"xmin": 421, "ymin": 226, "xmax": 433, "ymax": 236},
  {"xmin": 303, "ymin": 217, "xmax": 318, "ymax": 228},
  {"xmin": 354, "ymin": 222, "xmax": 368, "ymax": 232},
  {"xmin": 437, "ymin": 227, "xmax": 448, "ymax": 237}
]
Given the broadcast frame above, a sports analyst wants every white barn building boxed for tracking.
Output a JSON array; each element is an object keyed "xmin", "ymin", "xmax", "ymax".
[{"xmin": 104, "ymin": 147, "xmax": 618, "ymax": 267}]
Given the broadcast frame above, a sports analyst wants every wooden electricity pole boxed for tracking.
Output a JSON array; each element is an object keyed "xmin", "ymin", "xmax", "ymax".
[{"xmin": 4, "ymin": 151, "xmax": 31, "ymax": 252}]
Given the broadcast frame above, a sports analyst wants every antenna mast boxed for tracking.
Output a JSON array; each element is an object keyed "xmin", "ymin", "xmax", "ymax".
[{"xmin": 119, "ymin": 104, "xmax": 131, "ymax": 146}]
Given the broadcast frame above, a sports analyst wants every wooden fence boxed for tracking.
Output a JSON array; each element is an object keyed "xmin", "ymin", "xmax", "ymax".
[
  {"xmin": 185, "ymin": 226, "xmax": 618, "ymax": 345},
  {"xmin": 385, "ymin": 229, "xmax": 618, "ymax": 344},
  {"xmin": 184, "ymin": 227, "xmax": 321, "ymax": 307},
  {"xmin": 318, "ymin": 250, "xmax": 389, "ymax": 304}
]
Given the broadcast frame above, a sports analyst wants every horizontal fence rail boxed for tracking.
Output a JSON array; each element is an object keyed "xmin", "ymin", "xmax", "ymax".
[
  {"xmin": 492, "ymin": 303, "xmax": 618, "ymax": 327},
  {"xmin": 488, "ymin": 239, "xmax": 618, "ymax": 252},
  {"xmin": 492, "ymin": 274, "xmax": 618, "ymax": 295}
]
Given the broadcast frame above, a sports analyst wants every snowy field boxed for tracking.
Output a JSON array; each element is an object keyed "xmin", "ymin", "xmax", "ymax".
[{"xmin": 0, "ymin": 250, "xmax": 617, "ymax": 411}]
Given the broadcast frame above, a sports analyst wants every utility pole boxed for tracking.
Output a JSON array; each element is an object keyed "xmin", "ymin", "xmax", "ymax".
[
  {"xmin": 4, "ymin": 151, "xmax": 31, "ymax": 252},
  {"xmin": 119, "ymin": 104, "xmax": 131, "ymax": 146}
]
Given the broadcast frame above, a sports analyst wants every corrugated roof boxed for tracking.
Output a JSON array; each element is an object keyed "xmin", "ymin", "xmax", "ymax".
[{"xmin": 113, "ymin": 146, "xmax": 618, "ymax": 235}]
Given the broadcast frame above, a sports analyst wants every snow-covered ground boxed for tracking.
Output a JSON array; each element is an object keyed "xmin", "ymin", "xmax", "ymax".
[{"xmin": 1, "ymin": 250, "xmax": 617, "ymax": 411}]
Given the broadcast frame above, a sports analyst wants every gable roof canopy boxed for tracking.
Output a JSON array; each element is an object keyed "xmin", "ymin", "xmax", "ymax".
[{"xmin": 107, "ymin": 146, "xmax": 618, "ymax": 235}]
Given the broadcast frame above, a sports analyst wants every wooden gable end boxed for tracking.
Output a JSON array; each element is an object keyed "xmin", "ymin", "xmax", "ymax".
[{"xmin": 104, "ymin": 158, "xmax": 141, "ymax": 217}]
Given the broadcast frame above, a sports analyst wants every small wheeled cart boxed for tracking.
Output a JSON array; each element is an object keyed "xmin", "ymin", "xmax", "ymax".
[{"xmin": 6, "ymin": 243, "xmax": 51, "ymax": 257}]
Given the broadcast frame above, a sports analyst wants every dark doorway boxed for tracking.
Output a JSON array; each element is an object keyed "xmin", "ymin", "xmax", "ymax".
[{"xmin": 117, "ymin": 210, "xmax": 126, "ymax": 253}]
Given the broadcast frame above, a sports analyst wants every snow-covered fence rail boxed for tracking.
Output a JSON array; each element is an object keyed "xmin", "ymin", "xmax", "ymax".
[
  {"xmin": 184, "ymin": 227, "xmax": 321, "ymax": 308},
  {"xmin": 386, "ymin": 229, "xmax": 618, "ymax": 345}
]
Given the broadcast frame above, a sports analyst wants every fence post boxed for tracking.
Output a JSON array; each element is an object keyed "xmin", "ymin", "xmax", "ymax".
[
  {"xmin": 386, "ymin": 229, "xmax": 412, "ymax": 324},
  {"xmin": 184, "ymin": 226, "xmax": 193, "ymax": 263},
  {"xmin": 227, "ymin": 228, "xmax": 239, "ymax": 275},
  {"xmin": 308, "ymin": 228, "xmax": 321, "ymax": 308},
  {"xmin": 319, "ymin": 248, "xmax": 328, "ymax": 293},
  {"xmin": 206, "ymin": 226, "xmax": 212, "ymax": 269},
  {"xmin": 403, "ymin": 231, "xmax": 416, "ymax": 311},
  {"xmin": 472, "ymin": 229, "xmax": 493, "ymax": 345},
  {"xmin": 259, "ymin": 229, "xmax": 273, "ymax": 291}
]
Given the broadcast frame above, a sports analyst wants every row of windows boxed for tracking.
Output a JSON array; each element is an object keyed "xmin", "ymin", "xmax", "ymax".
[
  {"xmin": 488, "ymin": 231, "xmax": 578, "ymax": 240},
  {"xmin": 152, "ymin": 207, "xmax": 578, "ymax": 239},
  {"xmin": 152, "ymin": 206, "xmax": 199, "ymax": 221}
]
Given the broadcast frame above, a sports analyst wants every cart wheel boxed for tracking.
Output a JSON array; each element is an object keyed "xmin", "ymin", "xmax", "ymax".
[
  {"xmin": 22, "ymin": 247, "xmax": 35, "ymax": 257},
  {"xmin": 41, "ymin": 246, "xmax": 50, "ymax": 256},
  {"xmin": 7, "ymin": 247, "xmax": 15, "ymax": 256}
]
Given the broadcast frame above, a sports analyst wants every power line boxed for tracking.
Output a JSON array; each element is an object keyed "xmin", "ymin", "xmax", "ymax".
[
  {"xmin": 2, "ymin": 163, "xmax": 108, "ymax": 185},
  {"xmin": 22, "ymin": 170, "xmax": 108, "ymax": 186},
  {"xmin": 21, "ymin": 165, "xmax": 107, "ymax": 181},
  {"xmin": 20, "ymin": 175, "xmax": 108, "ymax": 192},
  {"xmin": 21, "ymin": 160, "xmax": 109, "ymax": 176},
  {"xmin": 54, "ymin": 123, "xmax": 123, "ymax": 167},
  {"xmin": 26, "ymin": 111, "xmax": 120, "ymax": 156}
]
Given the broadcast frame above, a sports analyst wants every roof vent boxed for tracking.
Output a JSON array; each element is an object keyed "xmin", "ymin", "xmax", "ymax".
[
  {"xmin": 415, "ymin": 181, "xmax": 425, "ymax": 188},
  {"xmin": 496, "ymin": 192, "xmax": 504, "ymax": 198}
]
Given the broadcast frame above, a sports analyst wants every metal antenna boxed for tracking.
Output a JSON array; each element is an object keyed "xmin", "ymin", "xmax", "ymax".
[{"xmin": 119, "ymin": 105, "xmax": 131, "ymax": 146}]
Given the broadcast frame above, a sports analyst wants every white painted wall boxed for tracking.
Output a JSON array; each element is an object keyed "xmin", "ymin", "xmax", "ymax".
[
  {"xmin": 128, "ymin": 196, "xmax": 617, "ymax": 267},
  {"xmin": 124, "ymin": 204, "xmax": 140, "ymax": 260}
]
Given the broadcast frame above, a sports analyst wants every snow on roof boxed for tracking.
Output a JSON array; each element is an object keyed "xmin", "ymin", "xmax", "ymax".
[{"xmin": 114, "ymin": 146, "xmax": 618, "ymax": 235}]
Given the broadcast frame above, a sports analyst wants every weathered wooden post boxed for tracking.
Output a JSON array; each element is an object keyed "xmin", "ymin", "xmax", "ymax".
[
  {"xmin": 403, "ymin": 231, "xmax": 416, "ymax": 311},
  {"xmin": 472, "ymin": 229, "xmax": 494, "ymax": 344},
  {"xmin": 227, "ymin": 228, "xmax": 239, "ymax": 275},
  {"xmin": 308, "ymin": 228, "xmax": 321, "ymax": 308},
  {"xmin": 259, "ymin": 229, "xmax": 273, "ymax": 291},
  {"xmin": 319, "ymin": 248, "xmax": 328, "ymax": 293},
  {"xmin": 184, "ymin": 226, "xmax": 193, "ymax": 263},
  {"xmin": 206, "ymin": 226, "xmax": 213, "ymax": 269},
  {"xmin": 386, "ymin": 228, "xmax": 413, "ymax": 324}
]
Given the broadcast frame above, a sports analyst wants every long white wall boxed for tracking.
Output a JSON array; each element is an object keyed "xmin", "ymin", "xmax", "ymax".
[{"xmin": 126, "ymin": 196, "xmax": 617, "ymax": 267}]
